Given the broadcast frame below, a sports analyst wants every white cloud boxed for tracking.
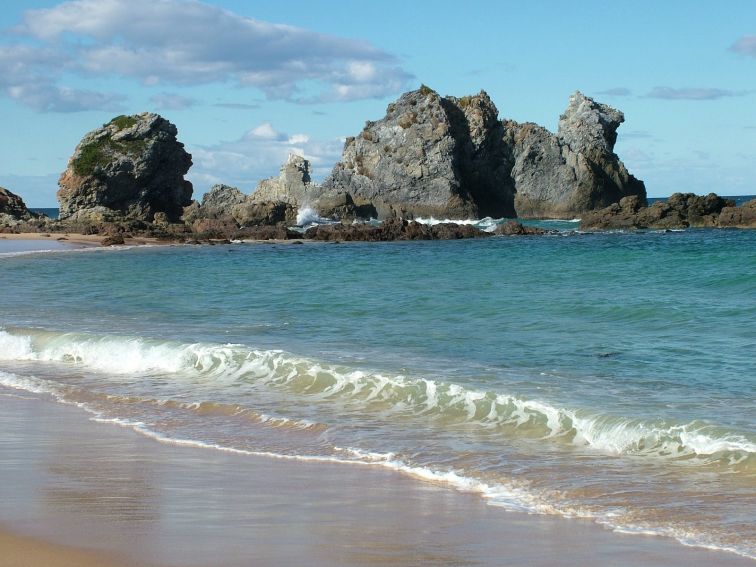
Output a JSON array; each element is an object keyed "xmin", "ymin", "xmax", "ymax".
[
  {"xmin": 597, "ymin": 87, "xmax": 632, "ymax": 97},
  {"xmin": 0, "ymin": 44, "xmax": 124, "ymax": 112},
  {"xmin": 646, "ymin": 87, "xmax": 749, "ymax": 100},
  {"xmin": 186, "ymin": 123, "xmax": 344, "ymax": 197},
  {"xmin": 0, "ymin": 0, "xmax": 413, "ymax": 112},
  {"xmin": 730, "ymin": 35, "xmax": 756, "ymax": 57},
  {"xmin": 149, "ymin": 92, "xmax": 196, "ymax": 110},
  {"xmin": 248, "ymin": 123, "xmax": 284, "ymax": 140}
]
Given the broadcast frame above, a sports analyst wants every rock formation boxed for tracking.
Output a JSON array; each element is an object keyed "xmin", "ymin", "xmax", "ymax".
[
  {"xmin": 251, "ymin": 154, "xmax": 315, "ymax": 206},
  {"xmin": 182, "ymin": 182, "xmax": 297, "ymax": 238},
  {"xmin": 262, "ymin": 87, "xmax": 645, "ymax": 221},
  {"xmin": 322, "ymin": 87, "xmax": 516, "ymax": 219},
  {"xmin": 304, "ymin": 218, "xmax": 492, "ymax": 241},
  {"xmin": 718, "ymin": 198, "xmax": 756, "ymax": 228},
  {"xmin": 579, "ymin": 193, "xmax": 743, "ymax": 230},
  {"xmin": 504, "ymin": 92, "xmax": 646, "ymax": 218},
  {"xmin": 0, "ymin": 186, "xmax": 37, "ymax": 226},
  {"xmin": 57, "ymin": 113, "xmax": 193, "ymax": 222}
]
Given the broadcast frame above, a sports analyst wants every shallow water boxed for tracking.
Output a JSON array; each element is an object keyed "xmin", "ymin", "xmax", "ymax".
[{"xmin": 1, "ymin": 229, "xmax": 754, "ymax": 559}]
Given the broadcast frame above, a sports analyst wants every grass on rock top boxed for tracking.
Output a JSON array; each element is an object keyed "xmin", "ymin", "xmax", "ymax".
[
  {"xmin": 109, "ymin": 115, "xmax": 138, "ymax": 130},
  {"xmin": 72, "ymin": 115, "xmax": 146, "ymax": 177}
]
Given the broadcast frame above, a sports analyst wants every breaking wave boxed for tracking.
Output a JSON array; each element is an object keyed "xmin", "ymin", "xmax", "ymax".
[{"xmin": 1, "ymin": 327, "xmax": 752, "ymax": 469}]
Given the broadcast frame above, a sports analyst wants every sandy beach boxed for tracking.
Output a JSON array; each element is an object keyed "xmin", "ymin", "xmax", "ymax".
[
  {"xmin": 0, "ymin": 387, "xmax": 752, "ymax": 567},
  {"xmin": 0, "ymin": 529, "xmax": 145, "ymax": 567},
  {"xmin": 0, "ymin": 232, "xmax": 159, "ymax": 246}
]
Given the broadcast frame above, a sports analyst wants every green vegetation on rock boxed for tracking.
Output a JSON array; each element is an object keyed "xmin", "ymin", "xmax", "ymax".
[
  {"xmin": 72, "ymin": 134, "xmax": 147, "ymax": 176},
  {"xmin": 73, "ymin": 138, "xmax": 109, "ymax": 177},
  {"xmin": 419, "ymin": 84, "xmax": 435, "ymax": 96},
  {"xmin": 108, "ymin": 115, "xmax": 138, "ymax": 130}
]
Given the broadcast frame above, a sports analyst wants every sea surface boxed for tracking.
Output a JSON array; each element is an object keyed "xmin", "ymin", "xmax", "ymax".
[{"xmin": 1, "ymin": 224, "xmax": 754, "ymax": 560}]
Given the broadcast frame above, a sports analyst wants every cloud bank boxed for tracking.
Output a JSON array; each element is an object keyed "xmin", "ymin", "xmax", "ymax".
[
  {"xmin": 730, "ymin": 35, "xmax": 756, "ymax": 57},
  {"xmin": 645, "ymin": 87, "xmax": 748, "ymax": 100},
  {"xmin": 0, "ymin": 0, "xmax": 412, "ymax": 112}
]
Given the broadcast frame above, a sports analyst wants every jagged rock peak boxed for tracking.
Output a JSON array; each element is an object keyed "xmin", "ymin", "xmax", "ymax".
[
  {"xmin": 57, "ymin": 113, "xmax": 193, "ymax": 222},
  {"xmin": 202, "ymin": 184, "xmax": 246, "ymax": 209},
  {"xmin": 0, "ymin": 186, "xmax": 34, "ymax": 219},
  {"xmin": 558, "ymin": 91, "xmax": 624, "ymax": 153},
  {"xmin": 251, "ymin": 153, "xmax": 316, "ymax": 205},
  {"xmin": 284, "ymin": 153, "xmax": 312, "ymax": 184},
  {"xmin": 323, "ymin": 84, "xmax": 515, "ymax": 219}
]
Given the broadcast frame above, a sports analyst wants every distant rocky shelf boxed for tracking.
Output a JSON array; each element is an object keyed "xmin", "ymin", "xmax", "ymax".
[{"xmin": 1, "ymin": 86, "xmax": 753, "ymax": 244}]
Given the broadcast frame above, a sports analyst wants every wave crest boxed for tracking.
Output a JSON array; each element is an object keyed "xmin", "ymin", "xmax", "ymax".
[{"xmin": 1, "ymin": 328, "xmax": 753, "ymax": 466}]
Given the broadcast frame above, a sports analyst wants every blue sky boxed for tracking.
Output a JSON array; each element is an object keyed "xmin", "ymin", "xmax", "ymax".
[{"xmin": 0, "ymin": 0, "xmax": 754, "ymax": 206}]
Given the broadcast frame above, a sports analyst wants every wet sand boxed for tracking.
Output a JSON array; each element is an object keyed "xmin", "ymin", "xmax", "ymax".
[
  {"xmin": 0, "ymin": 389, "xmax": 752, "ymax": 567},
  {"xmin": 0, "ymin": 529, "xmax": 146, "ymax": 567},
  {"xmin": 0, "ymin": 232, "xmax": 158, "ymax": 247}
]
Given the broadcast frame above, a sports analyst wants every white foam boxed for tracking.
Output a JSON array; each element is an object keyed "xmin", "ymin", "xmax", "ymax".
[
  {"xmin": 1, "ymin": 365, "xmax": 753, "ymax": 560},
  {"xmin": 295, "ymin": 207, "xmax": 336, "ymax": 227},
  {"xmin": 0, "ymin": 243, "xmax": 155, "ymax": 259},
  {"xmin": 1, "ymin": 327, "xmax": 753, "ymax": 463}
]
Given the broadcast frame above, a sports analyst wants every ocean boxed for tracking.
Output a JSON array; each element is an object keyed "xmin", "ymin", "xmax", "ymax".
[{"xmin": 1, "ymin": 225, "xmax": 754, "ymax": 560}]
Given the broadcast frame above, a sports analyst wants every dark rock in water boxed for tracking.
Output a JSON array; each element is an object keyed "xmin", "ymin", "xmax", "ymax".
[
  {"xmin": 493, "ymin": 220, "xmax": 552, "ymax": 236},
  {"xmin": 100, "ymin": 234, "xmax": 125, "ymax": 246},
  {"xmin": 717, "ymin": 198, "xmax": 756, "ymax": 228},
  {"xmin": 57, "ymin": 113, "xmax": 193, "ymax": 222},
  {"xmin": 231, "ymin": 200, "xmax": 296, "ymax": 227},
  {"xmin": 505, "ymin": 92, "xmax": 646, "ymax": 219},
  {"xmin": 304, "ymin": 219, "xmax": 492, "ymax": 241},
  {"xmin": 581, "ymin": 192, "xmax": 736, "ymax": 230},
  {"xmin": 0, "ymin": 186, "xmax": 39, "ymax": 226},
  {"xmin": 233, "ymin": 224, "xmax": 301, "ymax": 240}
]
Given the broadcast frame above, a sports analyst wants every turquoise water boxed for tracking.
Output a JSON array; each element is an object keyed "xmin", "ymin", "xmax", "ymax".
[{"xmin": 1, "ymin": 229, "xmax": 754, "ymax": 558}]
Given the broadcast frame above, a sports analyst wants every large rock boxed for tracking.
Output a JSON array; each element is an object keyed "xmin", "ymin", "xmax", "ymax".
[
  {"xmin": 505, "ymin": 92, "xmax": 646, "ymax": 218},
  {"xmin": 580, "ymin": 193, "xmax": 736, "ymax": 230},
  {"xmin": 182, "ymin": 184, "xmax": 246, "ymax": 223},
  {"xmin": 718, "ymin": 198, "xmax": 756, "ymax": 228},
  {"xmin": 0, "ymin": 187, "xmax": 36, "ymax": 226},
  {"xmin": 251, "ymin": 154, "xmax": 315, "ymax": 205},
  {"xmin": 322, "ymin": 87, "xmax": 515, "ymax": 219},
  {"xmin": 57, "ymin": 113, "xmax": 193, "ymax": 222},
  {"xmin": 275, "ymin": 87, "xmax": 644, "ymax": 221}
]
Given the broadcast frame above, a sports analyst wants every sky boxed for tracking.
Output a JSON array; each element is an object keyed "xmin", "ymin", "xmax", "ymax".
[{"xmin": 0, "ymin": 0, "xmax": 754, "ymax": 207}]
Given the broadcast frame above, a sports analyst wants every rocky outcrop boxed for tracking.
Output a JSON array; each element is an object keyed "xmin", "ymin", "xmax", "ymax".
[
  {"xmin": 0, "ymin": 187, "xmax": 38, "ymax": 226},
  {"xmin": 182, "ymin": 182, "xmax": 296, "ymax": 236},
  {"xmin": 57, "ymin": 113, "xmax": 193, "ymax": 222},
  {"xmin": 580, "ymin": 193, "xmax": 738, "ymax": 230},
  {"xmin": 182, "ymin": 184, "xmax": 246, "ymax": 223},
  {"xmin": 269, "ymin": 88, "xmax": 645, "ymax": 221},
  {"xmin": 304, "ymin": 218, "xmax": 492, "ymax": 241},
  {"xmin": 232, "ymin": 201, "xmax": 296, "ymax": 227},
  {"xmin": 493, "ymin": 220, "xmax": 554, "ymax": 236},
  {"xmin": 251, "ymin": 154, "xmax": 315, "ymax": 206},
  {"xmin": 505, "ymin": 92, "xmax": 646, "ymax": 218},
  {"xmin": 718, "ymin": 199, "xmax": 756, "ymax": 228},
  {"xmin": 322, "ymin": 87, "xmax": 515, "ymax": 220}
]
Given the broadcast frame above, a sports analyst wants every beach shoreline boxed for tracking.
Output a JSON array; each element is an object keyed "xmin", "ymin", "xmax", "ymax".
[
  {"xmin": 0, "ymin": 527, "xmax": 147, "ymax": 567},
  {"xmin": 0, "ymin": 387, "xmax": 752, "ymax": 567},
  {"xmin": 0, "ymin": 232, "xmax": 159, "ymax": 246}
]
